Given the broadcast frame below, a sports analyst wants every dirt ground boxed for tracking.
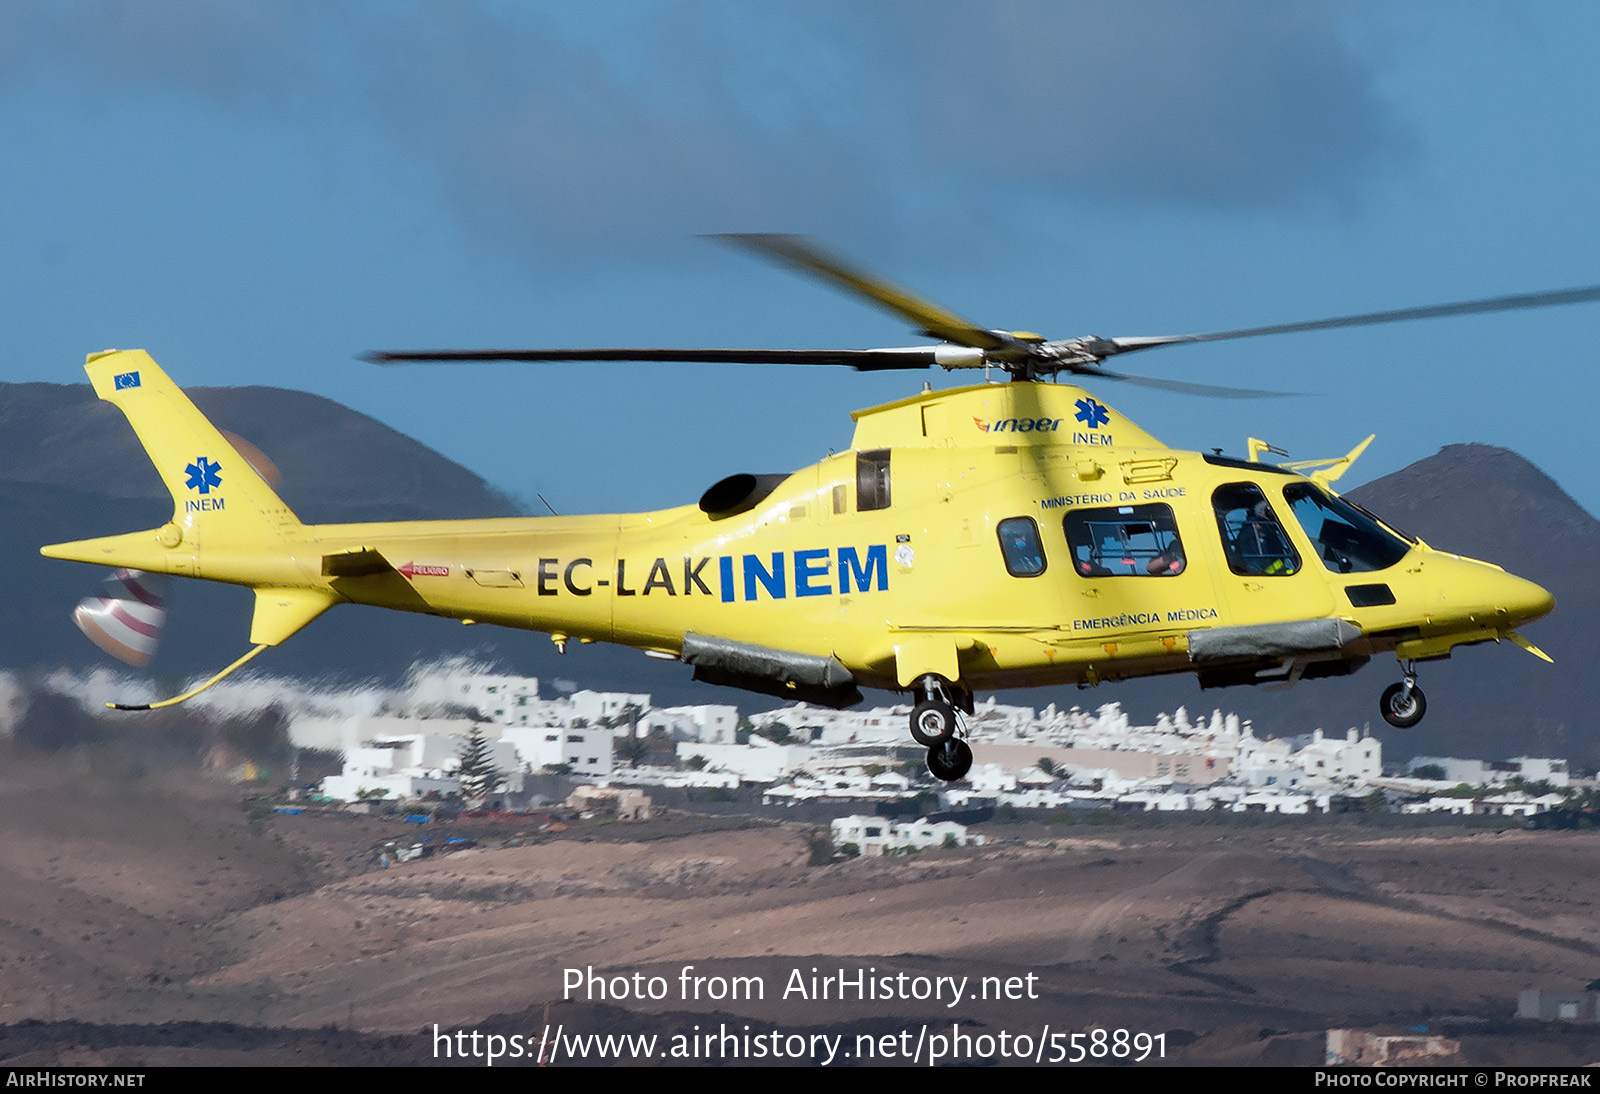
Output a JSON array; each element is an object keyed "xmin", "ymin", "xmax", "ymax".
[{"xmin": 2, "ymin": 740, "xmax": 1600, "ymax": 1066}]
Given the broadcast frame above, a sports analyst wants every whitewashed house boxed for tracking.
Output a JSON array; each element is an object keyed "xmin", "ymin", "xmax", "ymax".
[{"xmin": 830, "ymin": 815, "xmax": 984, "ymax": 855}]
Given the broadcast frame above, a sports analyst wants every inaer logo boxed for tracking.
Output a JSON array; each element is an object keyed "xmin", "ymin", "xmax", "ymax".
[{"xmin": 973, "ymin": 416, "xmax": 1066, "ymax": 434}]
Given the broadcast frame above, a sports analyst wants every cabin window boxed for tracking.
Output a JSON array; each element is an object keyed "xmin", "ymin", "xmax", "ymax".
[
  {"xmin": 856, "ymin": 449, "xmax": 891, "ymax": 511},
  {"xmin": 997, "ymin": 516, "xmax": 1047, "ymax": 577},
  {"xmin": 1213, "ymin": 483, "xmax": 1300, "ymax": 576},
  {"xmin": 1282, "ymin": 483, "xmax": 1410, "ymax": 573},
  {"xmin": 1062, "ymin": 503, "xmax": 1186, "ymax": 577}
]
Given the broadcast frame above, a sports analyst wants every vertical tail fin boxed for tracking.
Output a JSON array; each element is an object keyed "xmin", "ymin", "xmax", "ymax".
[
  {"xmin": 84, "ymin": 349, "xmax": 302, "ymax": 542},
  {"xmin": 46, "ymin": 352, "xmax": 340, "ymax": 687},
  {"xmin": 44, "ymin": 350, "xmax": 316, "ymax": 588}
]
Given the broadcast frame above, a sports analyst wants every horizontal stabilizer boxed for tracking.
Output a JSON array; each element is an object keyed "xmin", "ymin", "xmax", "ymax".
[
  {"xmin": 251, "ymin": 587, "xmax": 339, "ymax": 646},
  {"xmin": 321, "ymin": 547, "xmax": 393, "ymax": 578}
]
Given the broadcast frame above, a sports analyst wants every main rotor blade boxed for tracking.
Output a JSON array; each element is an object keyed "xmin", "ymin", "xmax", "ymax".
[
  {"xmin": 1093, "ymin": 369, "xmax": 1298, "ymax": 399},
  {"xmin": 364, "ymin": 347, "xmax": 943, "ymax": 371},
  {"xmin": 712, "ymin": 234, "xmax": 1018, "ymax": 355},
  {"xmin": 1102, "ymin": 283, "xmax": 1600, "ymax": 356}
]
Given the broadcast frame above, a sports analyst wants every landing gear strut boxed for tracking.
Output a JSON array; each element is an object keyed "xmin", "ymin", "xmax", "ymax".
[
  {"xmin": 910, "ymin": 675, "xmax": 973, "ymax": 781},
  {"xmin": 1380, "ymin": 664, "xmax": 1426, "ymax": 728}
]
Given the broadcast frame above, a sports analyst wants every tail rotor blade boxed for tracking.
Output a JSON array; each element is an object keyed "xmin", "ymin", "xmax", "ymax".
[{"xmin": 73, "ymin": 569, "xmax": 169, "ymax": 668}]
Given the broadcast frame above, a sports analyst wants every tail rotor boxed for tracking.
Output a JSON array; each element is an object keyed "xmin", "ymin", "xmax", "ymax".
[{"xmin": 72, "ymin": 568, "xmax": 169, "ymax": 668}]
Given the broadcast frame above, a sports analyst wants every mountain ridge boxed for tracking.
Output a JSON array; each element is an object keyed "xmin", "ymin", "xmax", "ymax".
[{"xmin": 0, "ymin": 382, "xmax": 523, "ymax": 522}]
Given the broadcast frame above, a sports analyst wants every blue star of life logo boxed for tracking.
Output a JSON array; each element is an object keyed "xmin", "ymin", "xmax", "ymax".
[
  {"xmin": 1074, "ymin": 397, "xmax": 1110, "ymax": 429},
  {"xmin": 185, "ymin": 456, "xmax": 223, "ymax": 494}
]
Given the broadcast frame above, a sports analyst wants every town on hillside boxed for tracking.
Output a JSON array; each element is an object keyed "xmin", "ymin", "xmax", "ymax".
[{"xmin": 5, "ymin": 659, "xmax": 1586, "ymax": 854}]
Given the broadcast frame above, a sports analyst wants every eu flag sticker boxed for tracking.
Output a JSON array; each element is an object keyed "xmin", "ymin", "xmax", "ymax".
[{"xmin": 113, "ymin": 371, "xmax": 141, "ymax": 390}]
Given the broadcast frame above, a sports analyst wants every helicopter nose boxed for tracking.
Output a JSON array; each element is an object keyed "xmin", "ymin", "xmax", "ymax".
[{"xmin": 1495, "ymin": 571, "xmax": 1555, "ymax": 627}]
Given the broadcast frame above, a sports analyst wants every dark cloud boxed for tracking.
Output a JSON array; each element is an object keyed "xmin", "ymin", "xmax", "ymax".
[
  {"xmin": 0, "ymin": 1, "xmax": 317, "ymax": 107},
  {"xmin": 871, "ymin": 0, "xmax": 1410, "ymax": 208},
  {"xmin": 1, "ymin": 2, "xmax": 883, "ymax": 252},
  {"xmin": 0, "ymin": 1, "xmax": 1410, "ymax": 253},
  {"xmin": 340, "ymin": 7, "xmax": 877, "ymax": 251}
]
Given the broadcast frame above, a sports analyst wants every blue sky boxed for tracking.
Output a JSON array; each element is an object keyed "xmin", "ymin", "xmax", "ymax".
[{"xmin": 3, "ymin": 2, "xmax": 1599, "ymax": 518}]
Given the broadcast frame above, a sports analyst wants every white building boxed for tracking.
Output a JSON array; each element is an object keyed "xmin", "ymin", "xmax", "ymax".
[
  {"xmin": 963, "ymin": 697, "xmax": 1039, "ymax": 740},
  {"xmin": 569, "ymin": 690, "xmax": 652, "ymax": 730},
  {"xmin": 322, "ymin": 736, "xmax": 459, "ymax": 802},
  {"xmin": 1403, "ymin": 791, "xmax": 1566, "ymax": 817},
  {"xmin": 830, "ymin": 815, "xmax": 985, "ymax": 855},
  {"xmin": 296, "ymin": 714, "xmax": 479, "ymax": 757},
  {"xmin": 1407, "ymin": 755, "xmax": 1571, "ymax": 789},
  {"xmin": 401, "ymin": 662, "xmax": 548, "ymax": 722},
  {"xmin": 1292, "ymin": 728, "xmax": 1382, "ymax": 785},
  {"xmin": 1400, "ymin": 796, "xmax": 1475, "ymax": 816},
  {"xmin": 1512, "ymin": 758, "xmax": 1573, "ymax": 788},
  {"xmin": 1235, "ymin": 727, "xmax": 1380, "ymax": 789},
  {"xmin": 645, "ymin": 704, "xmax": 739, "ymax": 743},
  {"xmin": 320, "ymin": 730, "xmax": 520, "ymax": 803},
  {"xmin": 750, "ymin": 703, "xmax": 907, "ymax": 745},
  {"xmin": 501, "ymin": 724, "xmax": 612, "ymax": 778},
  {"xmin": 685, "ymin": 738, "xmax": 808, "ymax": 782}
]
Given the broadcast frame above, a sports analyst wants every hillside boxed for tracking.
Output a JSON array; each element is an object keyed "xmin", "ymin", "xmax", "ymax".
[
  {"xmin": 0, "ymin": 382, "xmax": 522, "ymax": 522},
  {"xmin": 0, "ymin": 749, "xmax": 1597, "ymax": 1067}
]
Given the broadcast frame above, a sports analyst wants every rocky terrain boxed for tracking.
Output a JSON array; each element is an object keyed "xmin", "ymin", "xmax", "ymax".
[{"xmin": 2, "ymin": 739, "xmax": 1599, "ymax": 1066}]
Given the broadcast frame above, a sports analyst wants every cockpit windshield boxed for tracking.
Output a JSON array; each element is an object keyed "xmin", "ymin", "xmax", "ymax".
[{"xmin": 1282, "ymin": 482, "xmax": 1412, "ymax": 573}]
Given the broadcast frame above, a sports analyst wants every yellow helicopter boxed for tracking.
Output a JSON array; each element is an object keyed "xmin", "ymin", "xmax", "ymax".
[{"xmin": 43, "ymin": 236, "xmax": 1578, "ymax": 781}]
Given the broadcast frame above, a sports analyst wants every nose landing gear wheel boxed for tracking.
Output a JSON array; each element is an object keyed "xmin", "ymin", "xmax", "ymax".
[
  {"xmin": 1380, "ymin": 681, "xmax": 1426, "ymax": 728},
  {"xmin": 926, "ymin": 738, "xmax": 973, "ymax": 782},
  {"xmin": 910, "ymin": 700, "xmax": 956, "ymax": 746}
]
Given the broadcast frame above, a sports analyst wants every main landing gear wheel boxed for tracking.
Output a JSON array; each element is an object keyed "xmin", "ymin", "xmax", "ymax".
[
  {"xmin": 926, "ymin": 738, "xmax": 973, "ymax": 782},
  {"xmin": 1380, "ymin": 680, "xmax": 1427, "ymax": 728},
  {"xmin": 910, "ymin": 700, "xmax": 956, "ymax": 746}
]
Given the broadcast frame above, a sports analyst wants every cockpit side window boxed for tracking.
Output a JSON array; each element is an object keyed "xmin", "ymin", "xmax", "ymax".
[
  {"xmin": 1213, "ymin": 483, "xmax": 1300, "ymax": 577},
  {"xmin": 997, "ymin": 516, "xmax": 1047, "ymax": 577},
  {"xmin": 1282, "ymin": 483, "xmax": 1411, "ymax": 573},
  {"xmin": 1062, "ymin": 503, "xmax": 1186, "ymax": 577}
]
